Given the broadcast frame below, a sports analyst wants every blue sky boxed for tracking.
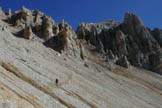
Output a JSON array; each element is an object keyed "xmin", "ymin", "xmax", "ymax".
[{"xmin": 0, "ymin": 0, "xmax": 162, "ymax": 29}]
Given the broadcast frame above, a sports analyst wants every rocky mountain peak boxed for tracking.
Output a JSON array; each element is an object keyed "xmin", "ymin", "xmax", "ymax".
[{"xmin": 124, "ymin": 12, "xmax": 144, "ymax": 26}]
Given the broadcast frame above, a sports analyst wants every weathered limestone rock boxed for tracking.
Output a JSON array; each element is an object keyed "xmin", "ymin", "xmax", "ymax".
[
  {"xmin": 42, "ymin": 16, "xmax": 54, "ymax": 40},
  {"xmin": 115, "ymin": 30, "xmax": 127, "ymax": 56},
  {"xmin": 44, "ymin": 22, "xmax": 81, "ymax": 58},
  {"xmin": 9, "ymin": 7, "xmax": 33, "ymax": 27},
  {"xmin": 76, "ymin": 12, "xmax": 162, "ymax": 73},
  {"xmin": 120, "ymin": 13, "xmax": 162, "ymax": 69},
  {"xmin": 151, "ymin": 28, "xmax": 162, "ymax": 47},
  {"xmin": 34, "ymin": 10, "xmax": 40, "ymax": 24},
  {"xmin": 4, "ymin": 7, "xmax": 82, "ymax": 58},
  {"xmin": 4, "ymin": 7, "xmax": 162, "ymax": 73},
  {"xmin": 33, "ymin": 23, "xmax": 41, "ymax": 35},
  {"xmin": 149, "ymin": 52, "xmax": 162, "ymax": 74},
  {"xmin": 53, "ymin": 25, "xmax": 59, "ymax": 35},
  {"xmin": 22, "ymin": 26, "xmax": 33, "ymax": 39},
  {"xmin": 45, "ymin": 29, "xmax": 68, "ymax": 52}
]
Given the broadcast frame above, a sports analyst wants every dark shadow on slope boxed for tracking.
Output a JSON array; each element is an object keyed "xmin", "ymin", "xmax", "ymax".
[
  {"xmin": 12, "ymin": 30, "xmax": 24, "ymax": 38},
  {"xmin": 43, "ymin": 36, "xmax": 64, "ymax": 53}
]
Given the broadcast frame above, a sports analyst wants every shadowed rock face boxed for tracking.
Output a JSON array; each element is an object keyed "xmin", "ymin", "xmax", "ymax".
[
  {"xmin": 44, "ymin": 25, "xmax": 69, "ymax": 53},
  {"xmin": 151, "ymin": 28, "xmax": 162, "ymax": 47},
  {"xmin": 76, "ymin": 13, "xmax": 162, "ymax": 74},
  {"xmin": 119, "ymin": 13, "xmax": 162, "ymax": 68}
]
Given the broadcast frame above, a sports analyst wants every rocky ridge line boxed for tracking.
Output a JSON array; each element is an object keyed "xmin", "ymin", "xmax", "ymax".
[
  {"xmin": 76, "ymin": 12, "xmax": 162, "ymax": 74},
  {"xmin": 1, "ymin": 7, "xmax": 162, "ymax": 74}
]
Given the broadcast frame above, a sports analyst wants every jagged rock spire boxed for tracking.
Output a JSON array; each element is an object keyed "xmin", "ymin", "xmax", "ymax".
[{"xmin": 124, "ymin": 12, "xmax": 144, "ymax": 26}]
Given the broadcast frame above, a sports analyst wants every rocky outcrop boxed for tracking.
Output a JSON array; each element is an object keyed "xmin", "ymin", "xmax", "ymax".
[
  {"xmin": 76, "ymin": 13, "xmax": 162, "ymax": 73},
  {"xmin": 42, "ymin": 16, "xmax": 54, "ymax": 40},
  {"xmin": 7, "ymin": 7, "xmax": 54, "ymax": 39},
  {"xmin": 8, "ymin": 6, "xmax": 34, "ymax": 27},
  {"xmin": 44, "ymin": 26, "xmax": 68, "ymax": 53},
  {"xmin": 120, "ymin": 13, "xmax": 162, "ymax": 71},
  {"xmin": 4, "ymin": 7, "xmax": 82, "ymax": 59},
  {"xmin": 76, "ymin": 21, "xmax": 118, "ymax": 53},
  {"xmin": 22, "ymin": 25, "xmax": 33, "ymax": 39},
  {"xmin": 3, "ymin": 7, "xmax": 162, "ymax": 73},
  {"xmin": 44, "ymin": 22, "xmax": 81, "ymax": 58}
]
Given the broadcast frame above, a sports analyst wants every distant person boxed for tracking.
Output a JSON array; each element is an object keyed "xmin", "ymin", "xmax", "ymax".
[{"xmin": 55, "ymin": 79, "xmax": 59, "ymax": 86}]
